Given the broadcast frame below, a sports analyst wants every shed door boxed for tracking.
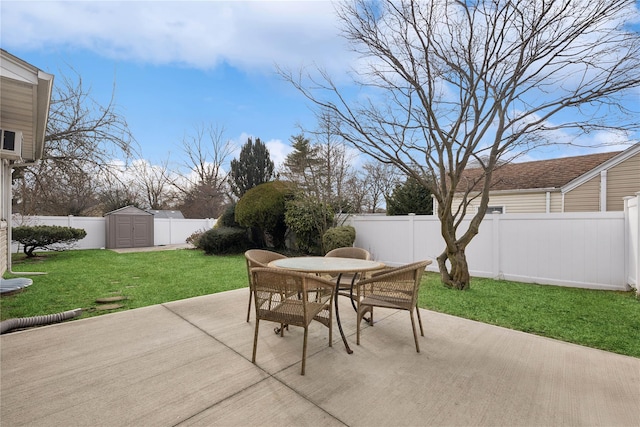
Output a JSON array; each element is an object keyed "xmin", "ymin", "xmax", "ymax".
[
  {"xmin": 132, "ymin": 215, "xmax": 152, "ymax": 247},
  {"xmin": 114, "ymin": 215, "xmax": 134, "ymax": 248}
]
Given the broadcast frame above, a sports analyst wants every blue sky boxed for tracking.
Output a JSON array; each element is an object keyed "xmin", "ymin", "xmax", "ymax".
[{"xmin": 2, "ymin": 1, "xmax": 639, "ymax": 172}]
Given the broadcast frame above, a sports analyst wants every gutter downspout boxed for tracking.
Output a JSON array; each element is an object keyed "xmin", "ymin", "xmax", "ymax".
[{"xmin": 5, "ymin": 160, "xmax": 46, "ymax": 275}]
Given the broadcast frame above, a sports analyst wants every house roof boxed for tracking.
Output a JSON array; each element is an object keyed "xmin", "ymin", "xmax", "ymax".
[
  {"xmin": 460, "ymin": 151, "xmax": 623, "ymax": 192},
  {"xmin": 0, "ymin": 49, "xmax": 54, "ymax": 162}
]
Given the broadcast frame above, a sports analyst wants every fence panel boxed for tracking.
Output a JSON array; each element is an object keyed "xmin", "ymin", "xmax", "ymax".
[{"xmin": 348, "ymin": 211, "xmax": 632, "ymax": 291}]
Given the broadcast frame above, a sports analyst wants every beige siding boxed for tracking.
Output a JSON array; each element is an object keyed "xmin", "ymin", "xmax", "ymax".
[
  {"xmin": 606, "ymin": 152, "xmax": 640, "ymax": 211},
  {"xmin": 0, "ymin": 76, "xmax": 36, "ymax": 160},
  {"xmin": 1, "ymin": 222, "xmax": 7, "ymax": 275},
  {"xmin": 564, "ymin": 175, "xmax": 600, "ymax": 212},
  {"xmin": 450, "ymin": 191, "xmax": 554, "ymax": 214},
  {"xmin": 549, "ymin": 193, "xmax": 563, "ymax": 213}
]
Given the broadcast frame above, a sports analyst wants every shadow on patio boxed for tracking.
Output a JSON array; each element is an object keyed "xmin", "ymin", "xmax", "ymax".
[{"xmin": 1, "ymin": 288, "xmax": 638, "ymax": 426}]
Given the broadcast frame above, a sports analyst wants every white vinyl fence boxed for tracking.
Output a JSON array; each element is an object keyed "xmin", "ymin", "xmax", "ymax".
[
  {"xmin": 10, "ymin": 215, "xmax": 216, "ymax": 252},
  {"xmin": 345, "ymin": 193, "xmax": 640, "ymax": 292}
]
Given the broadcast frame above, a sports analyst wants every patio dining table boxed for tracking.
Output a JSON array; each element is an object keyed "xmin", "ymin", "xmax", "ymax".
[{"xmin": 268, "ymin": 256, "xmax": 385, "ymax": 354}]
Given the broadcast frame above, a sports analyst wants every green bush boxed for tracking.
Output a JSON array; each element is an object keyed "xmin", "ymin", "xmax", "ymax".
[
  {"xmin": 235, "ymin": 181, "xmax": 293, "ymax": 248},
  {"xmin": 323, "ymin": 226, "xmax": 356, "ymax": 253},
  {"xmin": 186, "ymin": 228, "xmax": 207, "ymax": 249},
  {"xmin": 285, "ymin": 198, "xmax": 334, "ymax": 254},
  {"xmin": 12, "ymin": 225, "xmax": 87, "ymax": 257},
  {"xmin": 216, "ymin": 204, "xmax": 242, "ymax": 228},
  {"xmin": 199, "ymin": 226, "xmax": 251, "ymax": 255}
]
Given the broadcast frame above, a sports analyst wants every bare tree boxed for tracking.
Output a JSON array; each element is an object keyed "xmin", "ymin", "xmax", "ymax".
[
  {"xmin": 131, "ymin": 159, "xmax": 177, "ymax": 210},
  {"xmin": 13, "ymin": 68, "xmax": 136, "ymax": 215},
  {"xmin": 282, "ymin": 0, "xmax": 640, "ymax": 289},
  {"xmin": 360, "ymin": 162, "xmax": 402, "ymax": 213},
  {"xmin": 173, "ymin": 124, "xmax": 234, "ymax": 218}
]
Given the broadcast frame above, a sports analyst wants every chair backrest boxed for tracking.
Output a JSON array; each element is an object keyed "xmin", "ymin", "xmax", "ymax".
[
  {"xmin": 250, "ymin": 267, "xmax": 334, "ymax": 326},
  {"xmin": 244, "ymin": 249, "xmax": 287, "ymax": 284},
  {"xmin": 325, "ymin": 247, "xmax": 371, "ymax": 260},
  {"xmin": 359, "ymin": 260, "xmax": 431, "ymax": 307}
]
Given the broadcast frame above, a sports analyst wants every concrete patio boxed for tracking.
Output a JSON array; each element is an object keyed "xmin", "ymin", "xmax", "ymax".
[{"xmin": 1, "ymin": 288, "xmax": 639, "ymax": 426}]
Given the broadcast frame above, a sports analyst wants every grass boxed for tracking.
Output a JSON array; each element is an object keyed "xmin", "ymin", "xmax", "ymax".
[{"xmin": 2, "ymin": 249, "xmax": 639, "ymax": 358}]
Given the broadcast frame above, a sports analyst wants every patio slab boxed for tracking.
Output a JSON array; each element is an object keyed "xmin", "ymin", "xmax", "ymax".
[{"xmin": 2, "ymin": 288, "xmax": 639, "ymax": 426}]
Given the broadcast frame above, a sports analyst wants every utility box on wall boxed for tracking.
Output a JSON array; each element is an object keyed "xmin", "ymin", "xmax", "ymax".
[{"xmin": 104, "ymin": 206, "xmax": 154, "ymax": 249}]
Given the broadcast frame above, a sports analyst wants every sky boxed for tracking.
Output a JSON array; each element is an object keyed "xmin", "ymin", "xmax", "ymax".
[{"xmin": 2, "ymin": 0, "xmax": 639, "ymax": 174}]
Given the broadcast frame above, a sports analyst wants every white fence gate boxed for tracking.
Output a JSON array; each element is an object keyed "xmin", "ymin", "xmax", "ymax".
[{"xmin": 346, "ymin": 193, "xmax": 639, "ymax": 292}]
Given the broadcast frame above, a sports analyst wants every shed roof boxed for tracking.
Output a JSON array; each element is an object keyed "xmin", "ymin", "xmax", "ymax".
[
  {"xmin": 147, "ymin": 210, "xmax": 184, "ymax": 219},
  {"xmin": 104, "ymin": 205, "xmax": 153, "ymax": 216},
  {"xmin": 460, "ymin": 151, "xmax": 622, "ymax": 192}
]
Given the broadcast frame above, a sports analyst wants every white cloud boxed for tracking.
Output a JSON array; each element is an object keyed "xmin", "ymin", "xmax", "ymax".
[{"xmin": 1, "ymin": 0, "xmax": 356, "ymax": 76}]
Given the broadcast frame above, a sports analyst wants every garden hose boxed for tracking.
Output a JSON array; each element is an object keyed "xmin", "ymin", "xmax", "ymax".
[{"xmin": 0, "ymin": 308, "xmax": 82, "ymax": 335}]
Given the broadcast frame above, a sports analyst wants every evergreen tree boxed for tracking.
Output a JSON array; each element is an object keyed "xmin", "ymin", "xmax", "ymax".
[
  {"xmin": 229, "ymin": 137, "xmax": 275, "ymax": 198},
  {"xmin": 386, "ymin": 177, "xmax": 433, "ymax": 215}
]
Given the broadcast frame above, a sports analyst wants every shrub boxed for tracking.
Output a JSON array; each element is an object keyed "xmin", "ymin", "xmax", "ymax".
[
  {"xmin": 235, "ymin": 181, "xmax": 293, "ymax": 248},
  {"xmin": 284, "ymin": 198, "xmax": 334, "ymax": 254},
  {"xmin": 323, "ymin": 226, "xmax": 356, "ymax": 253},
  {"xmin": 216, "ymin": 204, "xmax": 242, "ymax": 228},
  {"xmin": 12, "ymin": 225, "xmax": 87, "ymax": 257},
  {"xmin": 186, "ymin": 229, "xmax": 207, "ymax": 249},
  {"xmin": 199, "ymin": 226, "xmax": 251, "ymax": 255}
]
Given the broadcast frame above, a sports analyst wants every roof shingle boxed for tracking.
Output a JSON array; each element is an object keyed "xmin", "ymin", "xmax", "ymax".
[{"xmin": 460, "ymin": 151, "xmax": 620, "ymax": 191}]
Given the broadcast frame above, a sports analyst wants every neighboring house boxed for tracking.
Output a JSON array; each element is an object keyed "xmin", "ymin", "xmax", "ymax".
[
  {"xmin": 434, "ymin": 143, "xmax": 640, "ymax": 214},
  {"xmin": 1, "ymin": 50, "xmax": 54, "ymax": 276}
]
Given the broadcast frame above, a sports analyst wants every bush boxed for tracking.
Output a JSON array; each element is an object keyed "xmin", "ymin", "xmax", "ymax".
[
  {"xmin": 199, "ymin": 226, "xmax": 251, "ymax": 255},
  {"xmin": 322, "ymin": 226, "xmax": 356, "ymax": 253},
  {"xmin": 186, "ymin": 229, "xmax": 207, "ymax": 249},
  {"xmin": 12, "ymin": 225, "xmax": 87, "ymax": 257},
  {"xmin": 235, "ymin": 181, "xmax": 293, "ymax": 248},
  {"xmin": 284, "ymin": 198, "xmax": 334, "ymax": 254},
  {"xmin": 216, "ymin": 204, "xmax": 242, "ymax": 228}
]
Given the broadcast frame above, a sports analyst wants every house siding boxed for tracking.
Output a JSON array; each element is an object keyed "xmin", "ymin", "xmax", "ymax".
[
  {"xmin": 565, "ymin": 175, "xmax": 600, "ymax": 212},
  {"xmin": 606, "ymin": 152, "xmax": 640, "ymax": 211},
  {"xmin": 550, "ymin": 193, "xmax": 563, "ymax": 213},
  {"xmin": 0, "ymin": 76, "xmax": 36, "ymax": 160},
  {"xmin": 450, "ymin": 192, "xmax": 558, "ymax": 214}
]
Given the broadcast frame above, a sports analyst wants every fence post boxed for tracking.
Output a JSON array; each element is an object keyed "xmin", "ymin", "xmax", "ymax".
[
  {"xmin": 492, "ymin": 213, "xmax": 501, "ymax": 279},
  {"xmin": 624, "ymin": 193, "xmax": 640, "ymax": 294},
  {"xmin": 409, "ymin": 213, "xmax": 416, "ymax": 262}
]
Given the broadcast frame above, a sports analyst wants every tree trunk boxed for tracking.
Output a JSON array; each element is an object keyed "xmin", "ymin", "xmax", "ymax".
[{"xmin": 437, "ymin": 246, "xmax": 471, "ymax": 290}]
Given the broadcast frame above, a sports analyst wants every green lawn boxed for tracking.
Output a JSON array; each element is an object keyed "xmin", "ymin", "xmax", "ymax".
[{"xmin": 2, "ymin": 249, "xmax": 639, "ymax": 358}]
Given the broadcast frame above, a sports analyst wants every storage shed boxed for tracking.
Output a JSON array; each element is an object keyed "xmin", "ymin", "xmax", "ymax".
[{"xmin": 105, "ymin": 206, "xmax": 154, "ymax": 249}]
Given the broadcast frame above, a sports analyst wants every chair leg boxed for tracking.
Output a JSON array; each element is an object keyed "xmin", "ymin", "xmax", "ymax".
[
  {"xmin": 301, "ymin": 327, "xmax": 308, "ymax": 375},
  {"xmin": 252, "ymin": 319, "xmax": 260, "ymax": 363},
  {"xmin": 415, "ymin": 303, "xmax": 424, "ymax": 336},
  {"xmin": 409, "ymin": 311, "xmax": 420, "ymax": 353},
  {"xmin": 246, "ymin": 289, "xmax": 252, "ymax": 322},
  {"xmin": 356, "ymin": 305, "xmax": 366, "ymax": 345}
]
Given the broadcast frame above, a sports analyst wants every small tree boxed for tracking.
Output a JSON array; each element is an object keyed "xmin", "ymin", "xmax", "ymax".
[
  {"xmin": 386, "ymin": 177, "xmax": 433, "ymax": 215},
  {"xmin": 12, "ymin": 225, "xmax": 87, "ymax": 257},
  {"xmin": 228, "ymin": 137, "xmax": 275, "ymax": 198}
]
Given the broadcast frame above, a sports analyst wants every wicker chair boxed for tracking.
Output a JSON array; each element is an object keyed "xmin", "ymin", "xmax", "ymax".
[
  {"xmin": 354, "ymin": 260, "xmax": 432, "ymax": 352},
  {"xmin": 250, "ymin": 267, "xmax": 335, "ymax": 375},
  {"xmin": 244, "ymin": 249, "xmax": 288, "ymax": 322},
  {"xmin": 324, "ymin": 247, "xmax": 372, "ymax": 309}
]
